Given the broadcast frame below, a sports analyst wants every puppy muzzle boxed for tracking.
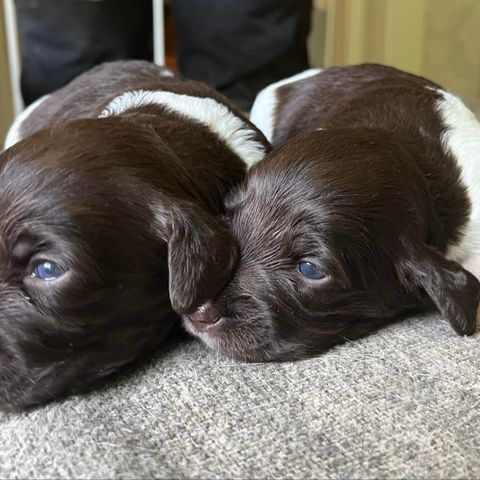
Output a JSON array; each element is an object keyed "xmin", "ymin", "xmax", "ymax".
[{"xmin": 186, "ymin": 301, "xmax": 221, "ymax": 332}]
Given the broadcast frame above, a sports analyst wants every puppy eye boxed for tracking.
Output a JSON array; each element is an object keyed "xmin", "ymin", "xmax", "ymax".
[
  {"xmin": 297, "ymin": 261, "xmax": 325, "ymax": 280},
  {"xmin": 31, "ymin": 261, "xmax": 65, "ymax": 281}
]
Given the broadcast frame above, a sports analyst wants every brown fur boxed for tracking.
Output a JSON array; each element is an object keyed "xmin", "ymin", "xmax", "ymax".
[
  {"xmin": 184, "ymin": 64, "xmax": 479, "ymax": 362},
  {"xmin": 0, "ymin": 61, "xmax": 269, "ymax": 410}
]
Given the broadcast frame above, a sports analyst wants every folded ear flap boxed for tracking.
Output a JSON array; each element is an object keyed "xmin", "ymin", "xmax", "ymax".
[
  {"xmin": 153, "ymin": 198, "xmax": 237, "ymax": 315},
  {"xmin": 398, "ymin": 242, "xmax": 479, "ymax": 335}
]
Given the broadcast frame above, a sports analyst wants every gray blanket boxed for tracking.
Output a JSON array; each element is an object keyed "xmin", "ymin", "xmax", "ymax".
[{"xmin": 1, "ymin": 313, "xmax": 478, "ymax": 479}]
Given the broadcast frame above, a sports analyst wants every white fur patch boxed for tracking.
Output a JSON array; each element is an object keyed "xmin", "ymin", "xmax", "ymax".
[
  {"xmin": 4, "ymin": 95, "xmax": 50, "ymax": 149},
  {"xmin": 99, "ymin": 90, "xmax": 267, "ymax": 168},
  {"xmin": 249, "ymin": 69, "xmax": 322, "ymax": 142},
  {"xmin": 433, "ymin": 88, "xmax": 480, "ymax": 275},
  {"xmin": 159, "ymin": 69, "xmax": 175, "ymax": 78}
]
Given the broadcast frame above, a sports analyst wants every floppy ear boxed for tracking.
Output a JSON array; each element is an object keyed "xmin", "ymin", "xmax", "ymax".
[
  {"xmin": 398, "ymin": 242, "xmax": 479, "ymax": 335},
  {"xmin": 152, "ymin": 198, "xmax": 237, "ymax": 315}
]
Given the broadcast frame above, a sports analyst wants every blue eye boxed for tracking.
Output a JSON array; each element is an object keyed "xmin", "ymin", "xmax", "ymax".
[
  {"xmin": 31, "ymin": 261, "xmax": 64, "ymax": 281},
  {"xmin": 297, "ymin": 261, "xmax": 324, "ymax": 280}
]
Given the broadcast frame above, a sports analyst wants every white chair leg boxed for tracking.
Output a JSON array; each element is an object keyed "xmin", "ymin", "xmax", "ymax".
[
  {"xmin": 152, "ymin": 0, "xmax": 165, "ymax": 66},
  {"xmin": 3, "ymin": 0, "xmax": 23, "ymax": 114}
]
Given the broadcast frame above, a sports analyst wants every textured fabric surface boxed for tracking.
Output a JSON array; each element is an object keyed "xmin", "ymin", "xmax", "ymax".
[{"xmin": 1, "ymin": 312, "xmax": 479, "ymax": 479}]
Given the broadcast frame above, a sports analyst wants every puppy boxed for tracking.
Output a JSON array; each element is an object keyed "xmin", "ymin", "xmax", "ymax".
[
  {"xmin": 0, "ymin": 60, "xmax": 269, "ymax": 409},
  {"xmin": 184, "ymin": 63, "xmax": 480, "ymax": 362}
]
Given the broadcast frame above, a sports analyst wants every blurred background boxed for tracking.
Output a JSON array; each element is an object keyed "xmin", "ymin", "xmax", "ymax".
[{"xmin": 1, "ymin": 0, "xmax": 479, "ymax": 142}]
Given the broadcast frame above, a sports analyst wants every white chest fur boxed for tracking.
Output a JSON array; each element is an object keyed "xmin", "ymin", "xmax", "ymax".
[
  {"xmin": 434, "ymin": 88, "xmax": 480, "ymax": 278},
  {"xmin": 4, "ymin": 95, "xmax": 50, "ymax": 149},
  {"xmin": 100, "ymin": 90, "xmax": 267, "ymax": 168},
  {"xmin": 249, "ymin": 69, "xmax": 322, "ymax": 142}
]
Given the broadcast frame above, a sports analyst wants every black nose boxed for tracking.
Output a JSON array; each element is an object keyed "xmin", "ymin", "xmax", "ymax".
[{"xmin": 188, "ymin": 302, "xmax": 221, "ymax": 327}]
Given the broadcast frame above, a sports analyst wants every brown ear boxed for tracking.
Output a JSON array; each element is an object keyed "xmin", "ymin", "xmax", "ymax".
[
  {"xmin": 153, "ymin": 198, "xmax": 237, "ymax": 315},
  {"xmin": 398, "ymin": 242, "xmax": 479, "ymax": 335}
]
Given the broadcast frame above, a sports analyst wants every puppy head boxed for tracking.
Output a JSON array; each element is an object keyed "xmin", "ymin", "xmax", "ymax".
[
  {"xmin": 0, "ymin": 119, "xmax": 237, "ymax": 410},
  {"xmin": 184, "ymin": 130, "xmax": 479, "ymax": 361}
]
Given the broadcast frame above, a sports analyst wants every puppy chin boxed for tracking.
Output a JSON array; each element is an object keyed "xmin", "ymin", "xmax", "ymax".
[
  {"xmin": 0, "ymin": 295, "xmax": 175, "ymax": 411},
  {"xmin": 183, "ymin": 317, "xmax": 223, "ymax": 350},
  {"xmin": 182, "ymin": 313, "xmax": 293, "ymax": 363}
]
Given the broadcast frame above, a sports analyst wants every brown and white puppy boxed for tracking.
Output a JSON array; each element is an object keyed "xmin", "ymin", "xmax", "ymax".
[
  {"xmin": 184, "ymin": 63, "xmax": 480, "ymax": 362},
  {"xmin": 0, "ymin": 60, "xmax": 269, "ymax": 410}
]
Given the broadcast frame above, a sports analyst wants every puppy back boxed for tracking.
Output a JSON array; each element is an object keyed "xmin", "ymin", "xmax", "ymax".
[
  {"xmin": 14, "ymin": 61, "xmax": 178, "ymax": 140},
  {"xmin": 258, "ymin": 63, "xmax": 439, "ymax": 146}
]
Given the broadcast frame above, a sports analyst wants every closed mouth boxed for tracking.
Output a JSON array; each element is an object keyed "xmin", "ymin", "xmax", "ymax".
[{"xmin": 184, "ymin": 316, "xmax": 225, "ymax": 335}]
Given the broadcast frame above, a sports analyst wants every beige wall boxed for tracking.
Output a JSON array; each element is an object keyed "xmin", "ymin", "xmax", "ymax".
[
  {"xmin": 423, "ymin": 0, "xmax": 480, "ymax": 101},
  {"xmin": 322, "ymin": 0, "xmax": 480, "ymax": 100},
  {"xmin": 0, "ymin": 3, "xmax": 14, "ymax": 143},
  {"xmin": 308, "ymin": 3, "xmax": 327, "ymax": 67}
]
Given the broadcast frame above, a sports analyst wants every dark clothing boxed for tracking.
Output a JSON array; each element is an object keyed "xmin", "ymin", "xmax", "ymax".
[
  {"xmin": 171, "ymin": 0, "xmax": 312, "ymax": 111},
  {"xmin": 15, "ymin": 0, "xmax": 153, "ymax": 105},
  {"xmin": 15, "ymin": 0, "xmax": 311, "ymax": 110}
]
